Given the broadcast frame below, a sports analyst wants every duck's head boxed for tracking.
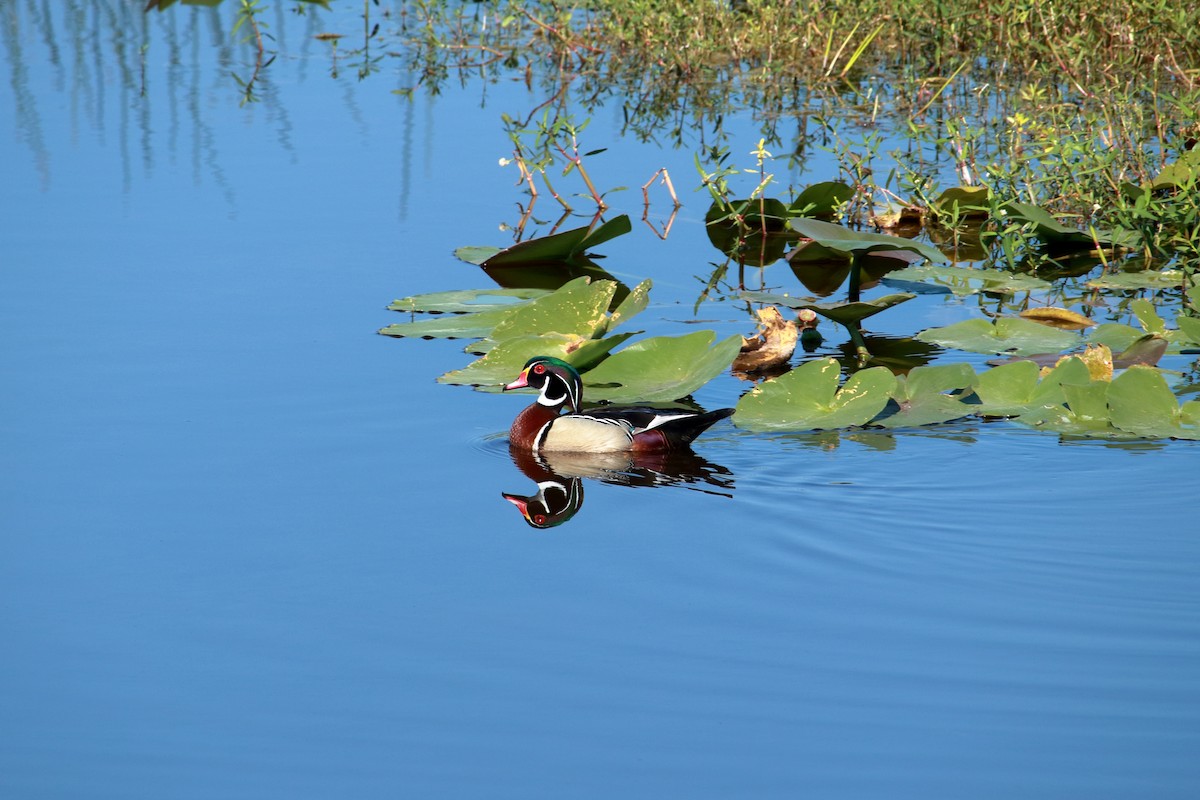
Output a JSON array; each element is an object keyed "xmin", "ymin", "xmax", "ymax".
[
  {"xmin": 501, "ymin": 477, "xmax": 584, "ymax": 529},
  {"xmin": 503, "ymin": 356, "xmax": 582, "ymax": 414}
]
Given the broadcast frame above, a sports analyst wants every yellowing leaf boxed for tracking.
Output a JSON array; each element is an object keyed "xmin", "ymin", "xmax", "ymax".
[
  {"xmin": 1054, "ymin": 343, "xmax": 1112, "ymax": 381},
  {"xmin": 733, "ymin": 306, "xmax": 798, "ymax": 372},
  {"xmin": 1019, "ymin": 307, "xmax": 1095, "ymax": 330}
]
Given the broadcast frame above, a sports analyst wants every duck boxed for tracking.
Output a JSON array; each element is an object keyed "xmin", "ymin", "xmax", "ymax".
[{"xmin": 502, "ymin": 356, "xmax": 734, "ymax": 453}]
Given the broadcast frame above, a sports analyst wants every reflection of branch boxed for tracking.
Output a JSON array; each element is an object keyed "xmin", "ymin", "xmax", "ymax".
[{"xmin": 642, "ymin": 205, "xmax": 678, "ymax": 240}]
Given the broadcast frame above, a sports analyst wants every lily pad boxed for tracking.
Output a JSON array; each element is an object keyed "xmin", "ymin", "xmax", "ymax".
[
  {"xmin": 387, "ymin": 287, "xmax": 548, "ymax": 314},
  {"xmin": 790, "ymin": 181, "xmax": 853, "ymax": 217},
  {"xmin": 916, "ymin": 317, "xmax": 1081, "ymax": 356},
  {"xmin": 741, "ymin": 291, "xmax": 916, "ymax": 325},
  {"xmin": 1084, "ymin": 270, "xmax": 1183, "ymax": 291},
  {"xmin": 973, "ymin": 360, "xmax": 1042, "ymax": 417},
  {"xmin": 790, "ymin": 217, "xmax": 947, "ymax": 264},
  {"xmin": 884, "ymin": 265, "xmax": 1052, "ymax": 296},
  {"xmin": 734, "ymin": 358, "xmax": 898, "ymax": 432},
  {"xmin": 474, "ymin": 215, "xmax": 632, "ymax": 268},
  {"xmin": 931, "ymin": 185, "xmax": 991, "ymax": 219},
  {"xmin": 582, "ymin": 330, "xmax": 742, "ymax": 404},
  {"xmin": 378, "ymin": 306, "xmax": 515, "ymax": 339},
  {"xmin": 439, "ymin": 331, "xmax": 639, "ymax": 387},
  {"xmin": 1108, "ymin": 366, "xmax": 1200, "ymax": 439},
  {"xmin": 480, "ymin": 277, "xmax": 617, "ymax": 349},
  {"xmin": 1150, "ymin": 148, "xmax": 1200, "ymax": 191},
  {"xmin": 1002, "ymin": 202, "xmax": 1138, "ymax": 250},
  {"xmin": 874, "ymin": 362, "xmax": 976, "ymax": 428}
]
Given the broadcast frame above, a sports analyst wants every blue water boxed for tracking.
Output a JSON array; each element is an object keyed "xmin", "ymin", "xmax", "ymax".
[{"xmin": 2, "ymin": 3, "xmax": 1198, "ymax": 798}]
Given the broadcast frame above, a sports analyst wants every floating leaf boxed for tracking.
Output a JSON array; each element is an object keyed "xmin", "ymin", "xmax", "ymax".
[
  {"xmin": 485, "ymin": 277, "xmax": 615, "ymax": 345},
  {"xmin": 1177, "ymin": 316, "xmax": 1200, "ymax": 344},
  {"xmin": 1129, "ymin": 298, "xmax": 1167, "ymax": 334},
  {"xmin": 582, "ymin": 330, "xmax": 742, "ymax": 404},
  {"xmin": 931, "ymin": 185, "xmax": 991, "ymax": 219},
  {"xmin": 606, "ymin": 279, "xmax": 652, "ymax": 332},
  {"xmin": 387, "ymin": 287, "xmax": 547, "ymax": 314},
  {"xmin": 742, "ymin": 291, "xmax": 916, "ymax": 325},
  {"xmin": 1087, "ymin": 323, "xmax": 1145, "ymax": 352},
  {"xmin": 734, "ymin": 358, "xmax": 897, "ymax": 432},
  {"xmin": 1019, "ymin": 307, "xmax": 1094, "ymax": 330},
  {"xmin": 454, "ymin": 246, "xmax": 504, "ymax": 266},
  {"xmin": 1114, "ymin": 334, "xmax": 1168, "ymax": 368},
  {"xmin": 790, "ymin": 181, "xmax": 853, "ymax": 217},
  {"xmin": 1059, "ymin": 343, "xmax": 1112, "ymax": 381},
  {"xmin": 974, "ymin": 360, "xmax": 1042, "ymax": 417},
  {"xmin": 1108, "ymin": 366, "xmax": 1200, "ymax": 439},
  {"xmin": 790, "ymin": 217, "xmax": 948, "ymax": 264},
  {"xmin": 1002, "ymin": 202, "xmax": 1138, "ymax": 250},
  {"xmin": 733, "ymin": 306, "xmax": 798, "ymax": 372},
  {"xmin": 1150, "ymin": 148, "xmax": 1200, "ymax": 191},
  {"xmin": 378, "ymin": 307, "xmax": 515, "ymax": 339},
  {"xmin": 874, "ymin": 362, "xmax": 976, "ymax": 428},
  {"xmin": 479, "ymin": 215, "xmax": 632, "ymax": 268},
  {"xmin": 884, "ymin": 265, "xmax": 1052, "ymax": 296},
  {"xmin": 1084, "ymin": 269, "xmax": 1182, "ymax": 291},
  {"xmin": 916, "ymin": 317, "xmax": 1081, "ymax": 356}
]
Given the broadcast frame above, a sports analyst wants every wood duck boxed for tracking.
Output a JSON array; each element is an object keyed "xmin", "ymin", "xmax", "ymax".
[{"xmin": 503, "ymin": 356, "xmax": 734, "ymax": 453}]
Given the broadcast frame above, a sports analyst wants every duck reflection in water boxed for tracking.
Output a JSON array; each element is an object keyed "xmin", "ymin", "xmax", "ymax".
[{"xmin": 502, "ymin": 445, "xmax": 735, "ymax": 529}]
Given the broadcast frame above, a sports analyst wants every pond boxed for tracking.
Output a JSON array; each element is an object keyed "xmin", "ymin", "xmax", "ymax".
[{"xmin": 2, "ymin": 2, "xmax": 1198, "ymax": 798}]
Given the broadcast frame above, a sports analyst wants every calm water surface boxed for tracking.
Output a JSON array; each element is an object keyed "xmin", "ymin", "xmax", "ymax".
[{"xmin": 2, "ymin": 3, "xmax": 1197, "ymax": 798}]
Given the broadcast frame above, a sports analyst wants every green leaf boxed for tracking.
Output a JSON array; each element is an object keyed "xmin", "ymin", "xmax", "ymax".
[
  {"xmin": 1114, "ymin": 334, "xmax": 1168, "ymax": 368},
  {"xmin": 1129, "ymin": 298, "xmax": 1167, "ymax": 334},
  {"xmin": 790, "ymin": 181, "xmax": 853, "ymax": 217},
  {"xmin": 486, "ymin": 277, "xmax": 615, "ymax": 344},
  {"xmin": 378, "ymin": 307, "xmax": 514, "ymax": 339},
  {"xmin": 916, "ymin": 317, "xmax": 1081, "ymax": 356},
  {"xmin": 387, "ymin": 287, "xmax": 547, "ymax": 313},
  {"xmin": 789, "ymin": 217, "xmax": 948, "ymax": 263},
  {"xmin": 1108, "ymin": 366, "xmax": 1199, "ymax": 439},
  {"xmin": 1002, "ymin": 202, "xmax": 1138, "ymax": 249},
  {"xmin": 884, "ymin": 265, "xmax": 1052, "ymax": 296},
  {"xmin": 742, "ymin": 291, "xmax": 915, "ymax": 325},
  {"xmin": 931, "ymin": 185, "xmax": 990, "ymax": 219},
  {"xmin": 438, "ymin": 334, "xmax": 581, "ymax": 386},
  {"xmin": 480, "ymin": 215, "xmax": 632, "ymax": 268},
  {"xmin": 734, "ymin": 358, "xmax": 898, "ymax": 432},
  {"xmin": 1085, "ymin": 270, "xmax": 1182, "ymax": 291},
  {"xmin": 606, "ymin": 279, "xmax": 652, "ymax": 332},
  {"xmin": 582, "ymin": 330, "xmax": 742, "ymax": 403},
  {"xmin": 1150, "ymin": 148, "xmax": 1200, "ymax": 190},
  {"xmin": 1087, "ymin": 323, "xmax": 1144, "ymax": 352},
  {"xmin": 1177, "ymin": 316, "xmax": 1200, "ymax": 344},
  {"xmin": 454, "ymin": 246, "xmax": 504, "ymax": 266},
  {"xmin": 875, "ymin": 363, "xmax": 976, "ymax": 428},
  {"xmin": 974, "ymin": 360, "xmax": 1042, "ymax": 417}
]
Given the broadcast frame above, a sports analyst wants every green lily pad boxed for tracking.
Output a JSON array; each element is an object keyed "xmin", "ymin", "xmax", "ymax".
[
  {"xmin": 582, "ymin": 330, "xmax": 742, "ymax": 404},
  {"xmin": 1177, "ymin": 316, "xmax": 1200, "ymax": 344},
  {"xmin": 486, "ymin": 277, "xmax": 614, "ymax": 342},
  {"xmin": 607, "ymin": 279, "xmax": 652, "ymax": 332},
  {"xmin": 1108, "ymin": 366, "xmax": 1200, "ymax": 439},
  {"xmin": 741, "ymin": 291, "xmax": 916, "ymax": 325},
  {"xmin": 467, "ymin": 215, "xmax": 632, "ymax": 269},
  {"xmin": 387, "ymin": 287, "xmax": 548, "ymax": 314},
  {"xmin": 1150, "ymin": 148, "xmax": 1200, "ymax": 191},
  {"xmin": 790, "ymin": 217, "xmax": 948, "ymax": 264},
  {"xmin": 790, "ymin": 181, "xmax": 853, "ymax": 217},
  {"xmin": 733, "ymin": 358, "xmax": 898, "ymax": 432},
  {"xmin": 884, "ymin": 265, "xmax": 1052, "ymax": 296},
  {"xmin": 1001, "ymin": 202, "xmax": 1138, "ymax": 250},
  {"xmin": 1086, "ymin": 270, "xmax": 1183, "ymax": 291},
  {"xmin": 1086, "ymin": 323, "xmax": 1144, "ymax": 352},
  {"xmin": 973, "ymin": 360, "xmax": 1042, "ymax": 417},
  {"xmin": 931, "ymin": 185, "xmax": 990, "ymax": 219},
  {"xmin": 439, "ymin": 331, "xmax": 640, "ymax": 387},
  {"xmin": 874, "ymin": 362, "xmax": 977, "ymax": 428},
  {"xmin": 378, "ymin": 306, "xmax": 515, "ymax": 339},
  {"xmin": 916, "ymin": 317, "xmax": 1081, "ymax": 356}
]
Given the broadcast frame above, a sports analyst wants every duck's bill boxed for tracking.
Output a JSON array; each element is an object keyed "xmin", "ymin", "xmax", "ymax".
[{"xmin": 502, "ymin": 369, "xmax": 530, "ymax": 391}]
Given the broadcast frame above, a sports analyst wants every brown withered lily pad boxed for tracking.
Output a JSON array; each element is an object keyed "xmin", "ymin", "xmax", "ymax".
[{"xmin": 733, "ymin": 306, "xmax": 798, "ymax": 373}]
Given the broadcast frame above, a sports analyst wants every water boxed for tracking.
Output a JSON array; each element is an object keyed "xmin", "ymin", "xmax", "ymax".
[{"xmin": 2, "ymin": 3, "xmax": 1198, "ymax": 798}]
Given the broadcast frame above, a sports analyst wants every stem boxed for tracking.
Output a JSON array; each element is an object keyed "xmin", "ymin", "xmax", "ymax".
[{"xmin": 848, "ymin": 252, "xmax": 862, "ymax": 303}]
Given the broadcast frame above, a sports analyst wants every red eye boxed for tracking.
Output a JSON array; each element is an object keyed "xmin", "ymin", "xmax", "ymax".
[
  {"xmin": 534, "ymin": 514, "xmax": 547, "ymax": 525},
  {"xmin": 533, "ymin": 364, "xmax": 546, "ymax": 374}
]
